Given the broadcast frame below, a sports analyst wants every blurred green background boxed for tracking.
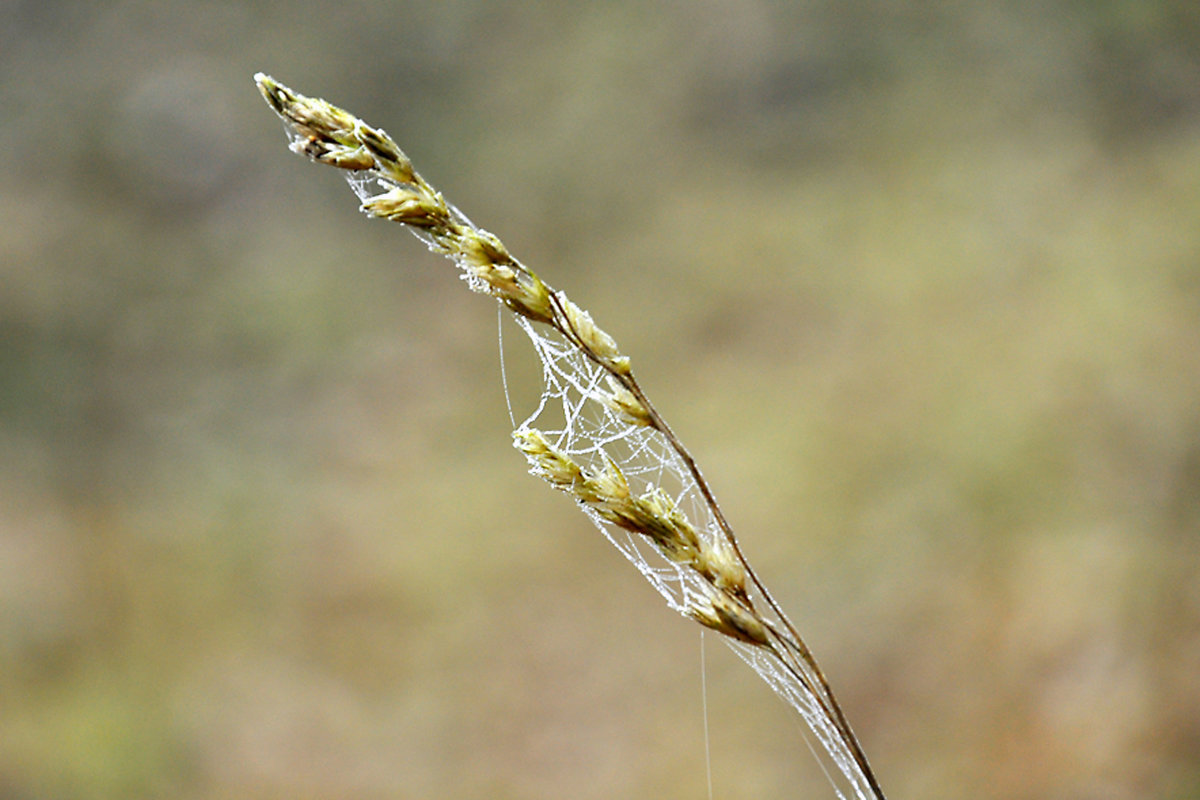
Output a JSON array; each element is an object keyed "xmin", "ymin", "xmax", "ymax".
[{"xmin": 2, "ymin": 2, "xmax": 1199, "ymax": 798}]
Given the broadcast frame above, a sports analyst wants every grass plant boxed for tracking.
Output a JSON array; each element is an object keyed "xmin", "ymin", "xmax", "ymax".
[{"xmin": 255, "ymin": 73, "xmax": 887, "ymax": 800}]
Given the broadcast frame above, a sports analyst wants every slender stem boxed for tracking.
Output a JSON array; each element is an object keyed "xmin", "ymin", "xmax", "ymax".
[{"xmin": 627, "ymin": 375, "xmax": 888, "ymax": 800}]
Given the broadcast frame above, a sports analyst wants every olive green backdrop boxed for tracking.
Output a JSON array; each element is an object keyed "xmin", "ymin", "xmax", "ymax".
[{"xmin": 2, "ymin": 2, "xmax": 1198, "ymax": 798}]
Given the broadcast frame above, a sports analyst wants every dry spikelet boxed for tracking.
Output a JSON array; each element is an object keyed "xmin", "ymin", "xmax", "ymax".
[
  {"xmin": 513, "ymin": 429, "xmax": 583, "ymax": 491},
  {"xmin": 559, "ymin": 296, "xmax": 630, "ymax": 374},
  {"xmin": 686, "ymin": 590, "xmax": 770, "ymax": 646},
  {"xmin": 600, "ymin": 375, "xmax": 652, "ymax": 427}
]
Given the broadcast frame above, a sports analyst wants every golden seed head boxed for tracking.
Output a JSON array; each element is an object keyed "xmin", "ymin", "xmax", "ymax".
[
  {"xmin": 561, "ymin": 297, "xmax": 626, "ymax": 371},
  {"xmin": 633, "ymin": 488, "xmax": 698, "ymax": 549},
  {"xmin": 360, "ymin": 187, "xmax": 447, "ymax": 229},
  {"xmin": 585, "ymin": 459, "xmax": 631, "ymax": 508},
  {"xmin": 255, "ymin": 73, "xmax": 289, "ymax": 115},
  {"xmin": 695, "ymin": 539, "xmax": 747, "ymax": 596},
  {"xmin": 354, "ymin": 122, "xmax": 416, "ymax": 184},
  {"xmin": 290, "ymin": 137, "xmax": 375, "ymax": 170},
  {"xmin": 513, "ymin": 429, "xmax": 583, "ymax": 489},
  {"xmin": 275, "ymin": 88, "xmax": 357, "ymax": 145},
  {"xmin": 306, "ymin": 102, "xmax": 357, "ymax": 142},
  {"xmin": 360, "ymin": 186, "xmax": 423, "ymax": 220},
  {"xmin": 458, "ymin": 256, "xmax": 553, "ymax": 324},
  {"xmin": 685, "ymin": 599, "xmax": 724, "ymax": 634},
  {"xmin": 460, "ymin": 230, "xmax": 510, "ymax": 267},
  {"xmin": 465, "ymin": 260, "xmax": 520, "ymax": 293},
  {"xmin": 601, "ymin": 375, "xmax": 652, "ymax": 427},
  {"xmin": 686, "ymin": 591, "xmax": 769, "ymax": 646},
  {"xmin": 509, "ymin": 272, "xmax": 554, "ymax": 324}
]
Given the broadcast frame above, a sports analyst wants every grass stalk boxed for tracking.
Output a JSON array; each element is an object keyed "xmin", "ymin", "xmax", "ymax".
[{"xmin": 255, "ymin": 73, "xmax": 887, "ymax": 800}]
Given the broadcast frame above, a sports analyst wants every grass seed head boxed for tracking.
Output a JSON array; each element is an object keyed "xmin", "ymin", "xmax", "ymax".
[
  {"xmin": 561, "ymin": 297, "xmax": 629, "ymax": 374},
  {"xmin": 354, "ymin": 122, "xmax": 416, "ymax": 184},
  {"xmin": 687, "ymin": 591, "xmax": 770, "ymax": 646},
  {"xmin": 601, "ymin": 376, "xmax": 652, "ymax": 426}
]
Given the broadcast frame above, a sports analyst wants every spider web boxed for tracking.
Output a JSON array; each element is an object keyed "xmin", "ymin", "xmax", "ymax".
[{"xmin": 511, "ymin": 315, "xmax": 720, "ymax": 617}]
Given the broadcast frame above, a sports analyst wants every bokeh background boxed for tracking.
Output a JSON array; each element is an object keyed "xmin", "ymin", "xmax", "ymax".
[{"xmin": 3, "ymin": 2, "xmax": 1199, "ymax": 798}]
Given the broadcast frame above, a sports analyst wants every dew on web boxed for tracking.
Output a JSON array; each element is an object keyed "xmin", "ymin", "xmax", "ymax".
[
  {"xmin": 343, "ymin": 171, "xmax": 397, "ymax": 204},
  {"xmin": 508, "ymin": 316, "xmax": 719, "ymax": 612}
]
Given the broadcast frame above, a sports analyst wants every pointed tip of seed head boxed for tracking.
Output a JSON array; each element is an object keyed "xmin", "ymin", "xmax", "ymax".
[
  {"xmin": 253, "ymin": 73, "xmax": 279, "ymax": 97},
  {"xmin": 254, "ymin": 72, "xmax": 290, "ymax": 115}
]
